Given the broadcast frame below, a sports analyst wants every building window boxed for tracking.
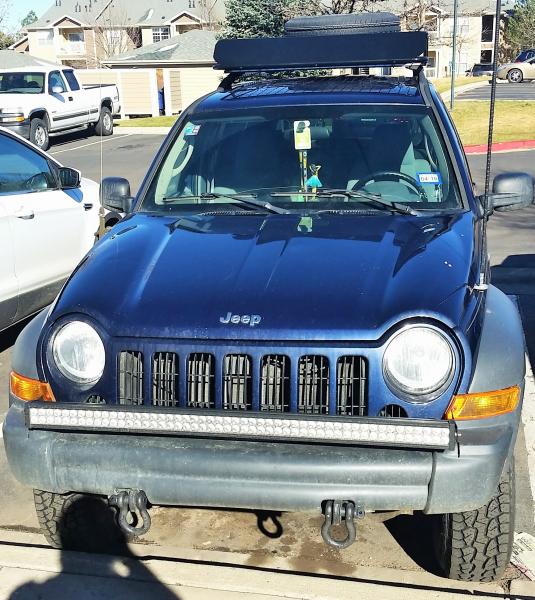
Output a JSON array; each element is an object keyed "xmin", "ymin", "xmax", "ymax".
[
  {"xmin": 37, "ymin": 30, "xmax": 53, "ymax": 46},
  {"xmin": 424, "ymin": 15, "xmax": 438, "ymax": 33},
  {"xmin": 481, "ymin": 50, "xmax": 493, "ymax": 64},
  {"xmin": 153, "ymin": 26, "xmax": 170, "ymax": 43},
  {"xmin": 67, "ymin": 31, "xmax": 84, "ymax": 42},
  {"xmin": 481, "ymin": 15, "xmax": 494, "ymax": 42},
  {"xmin": 459, "ymin": 17, "xmax": 470, "ymax": 36},
  {"xmin": 189, "ymin": 0, "xmax": 196, "ymax": 7}
]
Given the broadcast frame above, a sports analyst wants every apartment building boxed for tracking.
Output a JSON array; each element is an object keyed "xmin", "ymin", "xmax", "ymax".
[{"xmin": 14, "ymin": 0, "xmax": 225, "ymax": 68}]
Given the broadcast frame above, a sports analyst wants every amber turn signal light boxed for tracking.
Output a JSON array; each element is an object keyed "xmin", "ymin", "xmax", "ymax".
[
  {"xmin": 445, "ymin": 386, "xmax": 520, "ymax": 420},
  {"xmin": 10, "ymin": 372, "xmax": 55, "ymax": 402}
]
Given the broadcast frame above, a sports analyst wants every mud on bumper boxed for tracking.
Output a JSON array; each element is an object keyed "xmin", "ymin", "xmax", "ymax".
[{"xmin": 3, "ymin": 398, "xmax": 520, "ymax": 515}]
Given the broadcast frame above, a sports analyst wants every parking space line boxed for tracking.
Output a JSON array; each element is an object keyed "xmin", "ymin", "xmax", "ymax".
[{"xmin": 50, "ymin": 133, "xmax": 135, "ymax": 155}]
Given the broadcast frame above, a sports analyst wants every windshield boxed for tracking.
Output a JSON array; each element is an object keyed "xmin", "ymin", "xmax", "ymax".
[
  {"xmin": 0, "ymin": 72, "xmax": 45, "ymax": 94},
  {"xmin": 141, "ymin": 104, "xmax": 463, "ymax": 215}
]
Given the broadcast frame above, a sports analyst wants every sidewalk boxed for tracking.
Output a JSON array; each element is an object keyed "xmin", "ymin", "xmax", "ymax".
[{"xmin": 1, "ymin": 530, "xmax": 534, "ymax": 600}]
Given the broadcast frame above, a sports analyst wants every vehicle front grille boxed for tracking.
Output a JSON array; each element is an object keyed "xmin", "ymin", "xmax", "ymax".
[
  {"xmin": 118, "ymin": 351, "xmax": 144, "ymax": 406},
  {"xmin": 117, "ymin": 349, "xmax": 368, "ymax": 416},
  {"xmin": 223, "ymin": 354, "xmax": 252, "ymax": 410},
  {"xmin": 187, "ymin": 353, "xmax": 215, "ymax": 409},
  {"xmin": 260, "ymin": 355, "xmax": 290, "ymax": 412}
]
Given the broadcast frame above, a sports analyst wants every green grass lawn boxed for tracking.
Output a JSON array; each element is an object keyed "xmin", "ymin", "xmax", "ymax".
[
  {"xmin": 429, "ymin": 76, "xmax": 489, "ymax": 94},
  {"xmin": 116, "ymin": 100, "xmax": 535, "ymax": 147},
  {"xmin": 450, "ymin": 101, "xmax": 535, "ymax": 146},
  {"xmin": 117, "ymin": 116, "xmax": 178, "ymax": 127}
]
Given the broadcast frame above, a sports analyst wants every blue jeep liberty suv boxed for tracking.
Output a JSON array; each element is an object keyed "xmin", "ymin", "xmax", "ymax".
[{"xmin": 3, "ymin": 14, "xmax": 532, "ymax": 582}]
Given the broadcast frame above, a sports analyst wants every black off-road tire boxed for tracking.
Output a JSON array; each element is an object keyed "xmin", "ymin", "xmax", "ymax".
[
  {"xmin": 94, "ymin": 106, "xmax": 113, "ymax": 137},
  {"xmin": 434, "ymin": 463, "xmax": 515, "ymax": 582},
  {"xmin": 29, "ymin": 117, "xmax": 50, "ymax": 151},
  {"xmin": 34, "ymin": 489, "xmax": 130, "ymax": 553}
]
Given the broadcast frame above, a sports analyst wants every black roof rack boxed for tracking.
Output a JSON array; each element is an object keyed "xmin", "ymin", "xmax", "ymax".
[{"xmin": 214, "ymin": 31, "xmax": 428, "ymax": 90}]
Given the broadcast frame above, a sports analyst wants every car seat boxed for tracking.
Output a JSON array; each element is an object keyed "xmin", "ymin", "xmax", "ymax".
[{"xmin": 348, "ymin": 122, "xmax": 433, "ymax": 201}]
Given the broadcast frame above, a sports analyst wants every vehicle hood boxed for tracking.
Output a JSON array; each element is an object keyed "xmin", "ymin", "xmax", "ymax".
[
  {"xmin": 53, "ymin": 211, "xmax": 478, "ymax": 341},
  {"xmin": 0, "ymin": 94, "xmax": 36, "ymax": 110}
]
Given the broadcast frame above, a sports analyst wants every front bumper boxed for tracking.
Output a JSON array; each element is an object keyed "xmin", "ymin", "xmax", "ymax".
[{"xmin": 3, "ymin": 396, "xmax": 521, "ymax": 514}]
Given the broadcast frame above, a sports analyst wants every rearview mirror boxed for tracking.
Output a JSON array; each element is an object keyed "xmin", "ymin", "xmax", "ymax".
[
  {"xmin": 100, "ymin": 177, "xmax": 133, "ymax": 213},
  {"xmin": 58, "ymin": 167, "xmax": 81, "ymax": 189},
  {"xmin": 51, "ymin": 85, "xmax": 64, "ymax": 94},
  {"xmin": 488, "ymin": 172, "xmax": 534, "ymax": 213}
]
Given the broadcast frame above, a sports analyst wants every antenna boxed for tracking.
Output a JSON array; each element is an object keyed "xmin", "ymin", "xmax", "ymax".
[
  {"xmin": 484, "ymin": 0, "xmax": 502, "ymax": 203},
  {"xmin": 476, "ymin": 0, "xmax": 502, "ymax": 290}
]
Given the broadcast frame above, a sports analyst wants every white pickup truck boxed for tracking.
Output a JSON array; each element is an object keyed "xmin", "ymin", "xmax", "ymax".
[{"xmin": 0, "ymin": 66, "xmax": 120, "ymax": 150}]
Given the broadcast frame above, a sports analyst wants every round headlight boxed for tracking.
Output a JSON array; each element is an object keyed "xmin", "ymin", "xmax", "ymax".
[
  {"xmin": 383, "ymin": 326, "xmax": 454, "ymax": 400},
  {"xmin": 52, "ymin": 321, "xmax": 105, "ymax": 384}
]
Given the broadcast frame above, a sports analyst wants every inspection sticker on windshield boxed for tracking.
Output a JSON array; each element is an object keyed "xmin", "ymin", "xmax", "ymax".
[
  {"xmin": 184, "ymin": 124, "xmax": 201, "ymax": 136},
  {"xmin": 294, "ymin": 120, "xmax": 311, "ymax": 150},
  {"xmin": 417, "ymin": 172, "xmax": 442, "ymax": 185}
]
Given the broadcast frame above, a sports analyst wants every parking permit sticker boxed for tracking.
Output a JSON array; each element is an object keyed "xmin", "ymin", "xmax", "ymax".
[
  {"xmin": 417, "ymin": 172, "xmax": 442, "ymax": 185},
  {"xmin": 184, "ymin": 124, "xmax": 200, "ymax": 136},
  {"xmin": 294, "ymin": 120, "xmax": 311, "ymax": 150}
]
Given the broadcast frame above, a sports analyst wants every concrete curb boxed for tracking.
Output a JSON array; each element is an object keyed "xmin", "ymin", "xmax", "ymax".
[
  {"xmin": 465, "ymin": 139, "xmax": 535, "ymax": 155},
  {"xmin": 0, "ymin": 530, "xmax": 528, "ymax": 600},
  {"xmin": 439, "ymin": 80, "xmax": 489, "ymax": 101}
]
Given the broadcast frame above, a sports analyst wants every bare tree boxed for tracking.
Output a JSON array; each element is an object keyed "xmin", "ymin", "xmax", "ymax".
[
  {"xmin": 92, "ymin": 4, "xmax": 141, "ymax": 65},
  {"xmin": 198, "ymin": 0, "xmax": 220, "ymax": 29},
  {"xmin": 0, "ymin": 0, "xmax": 9, "ymax": 27}
]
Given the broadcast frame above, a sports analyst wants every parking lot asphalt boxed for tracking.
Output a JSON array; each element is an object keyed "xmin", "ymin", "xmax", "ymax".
[
  {"xmin": 48, "ymin": 129, "xmax": 165, "ymax": 194},
  {"xmin": 457, "ymin": 81, "xmax": 535, "ymax": 100},
  {"xmin": 0, "ymin": 137, "xmax": 534, "ymax": 587}
]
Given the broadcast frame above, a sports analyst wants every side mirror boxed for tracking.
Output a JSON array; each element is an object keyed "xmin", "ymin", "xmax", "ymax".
[
  {"xmin": 51, "ymin": 85, "xmax": 64, "ymax": 94},
  {"xmin": 100, "ymin": 177, "xmax": 133, "ymax": 213},
  {"xmin": 487, "ymin": 172, "xmax": 534, "ymax": 213},
  {"xmin": 58, "ymin": 166, "xmax": 81, "ymax": 189}
]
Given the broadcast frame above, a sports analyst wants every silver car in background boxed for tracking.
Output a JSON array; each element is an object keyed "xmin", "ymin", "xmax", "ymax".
[{"xmin": 497, "ymin": 59, "xmax": 535, "ymax": 83}]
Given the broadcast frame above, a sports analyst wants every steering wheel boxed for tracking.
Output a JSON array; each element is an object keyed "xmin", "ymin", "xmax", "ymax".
[{"xmin": 352, "ymin": 171, "xmax": 428, "ymax": 203}]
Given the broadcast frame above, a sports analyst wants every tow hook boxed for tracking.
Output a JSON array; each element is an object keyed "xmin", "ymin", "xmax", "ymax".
[
  {"xmin": 108, "ymin": 489, "xmax": 151, "ymax": 537},
  {"xmin": 321, "ymin": 499, "xmax": 364, "ymax": 549}
]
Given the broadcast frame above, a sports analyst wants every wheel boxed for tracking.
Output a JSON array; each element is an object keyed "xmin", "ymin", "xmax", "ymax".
[
  {"xmin": 507, "ymin": 69, "xmax": 523, "ymax": 83},
  {"xmin": 94, "ymin": 106, "xmax": 113, "ymax": 137},
  {"xmin": 434, "ymin": 462, "xmax": 515, "ymax": 582},
  {"xmin": 34, "ymin": 489, "xmax": 130, "ymax": 553},
  {"xmin": 29, "ymin": 117, "xmax": 49, "ymax": 151}
]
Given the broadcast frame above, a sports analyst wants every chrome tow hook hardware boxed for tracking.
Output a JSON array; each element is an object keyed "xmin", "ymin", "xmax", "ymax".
[
  {"xmin": 321, "ymin": 499, "xmax": 364, "ymax": 549},
  {"xmin": 108, "ymin": 489, "xmax": 151, "ymax": 537}
]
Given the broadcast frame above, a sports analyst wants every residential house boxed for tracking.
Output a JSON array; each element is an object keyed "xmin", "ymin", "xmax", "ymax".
[
  {"xmin": 15, "ymin": 0, "xmax": 225, "ymax": 68},
  {"xmin": 352, "ymin": 0, "xmax": 515, "ymax": 77}
]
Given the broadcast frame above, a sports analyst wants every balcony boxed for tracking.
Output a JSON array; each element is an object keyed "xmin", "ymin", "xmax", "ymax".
[{"xmin": 58, "ymin": 41, "xmax": 86, "ymax": 56}]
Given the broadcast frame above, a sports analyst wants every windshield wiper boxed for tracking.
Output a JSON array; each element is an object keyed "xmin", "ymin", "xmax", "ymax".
[
  {"xmin": 272, "ymin": 188, "xmax": 421, "ymax": 216},
  {"xmin": 162, "ymin": 192, "xmax": 287, "ymax": 215}
]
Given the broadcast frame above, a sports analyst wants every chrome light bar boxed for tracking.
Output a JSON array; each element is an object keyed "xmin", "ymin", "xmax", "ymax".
[{"xmin": 27, "ymin": 405, "xmax": 455, "ymax": 450}]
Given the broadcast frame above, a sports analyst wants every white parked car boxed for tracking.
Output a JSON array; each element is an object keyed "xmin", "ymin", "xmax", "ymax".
[
  {"xmin": 0, "ymin": 126, "xmax": 100, "ymax": 331},
  {"xmin": 0, "ymin": 67, "xmax": 120, "ymax": 150}
]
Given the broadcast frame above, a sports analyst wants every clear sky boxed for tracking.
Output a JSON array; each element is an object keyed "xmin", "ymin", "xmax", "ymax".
[{"xmin": 2, "ymin": 0, "xmax": 51, "ymax": 33}]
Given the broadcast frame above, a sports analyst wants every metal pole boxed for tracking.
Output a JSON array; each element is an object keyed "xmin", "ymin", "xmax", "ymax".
[{"xmin": 450, "ymin": 0, "xmax": 459, "ymax": 108}]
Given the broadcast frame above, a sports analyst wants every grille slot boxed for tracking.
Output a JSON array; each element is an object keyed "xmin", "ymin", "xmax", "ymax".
[
  {"xmin": 223, "ymin": 354, "xmax": 252, "ymax": 410},
  {"xmin": 260, "ymin": 355, "xmax": 290, "ymax": 412},
  {"xmin": 298, "ymin": 355, "xmax": 329, "ymax": 414},
  {"xmin": 187, "ymin": 353, "xmax": 215, "ymax": 409},
  {"xmin": 336, "ymin": 356, "xmax": 368, "ymax": 416},
  {"xmin": 118, "ymin": 351, "xmax": 144, "ymax": 406},
  {"xmin": 379, "ymin": 404, "xmax": 407, "ymax": 418},
  {"xmin": 152, "ymin": 352, "xmax": 179, "ymax": 407}
]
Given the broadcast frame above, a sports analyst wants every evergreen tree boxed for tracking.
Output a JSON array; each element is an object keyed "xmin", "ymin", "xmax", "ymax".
[
  {"xmin": 221, "ymin": 0, "xmax": 313, "ymax": 38},
  {"xmin": 0, "ymin": 31, "xmax": 14, "ymax": 49},
  {"xmin": 505, "ymin": 0, "xmax": 535, "ymax": 58},
  {"xmin": 21, "ymin": 10, "xmax": 38, "ymax": 28}
]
